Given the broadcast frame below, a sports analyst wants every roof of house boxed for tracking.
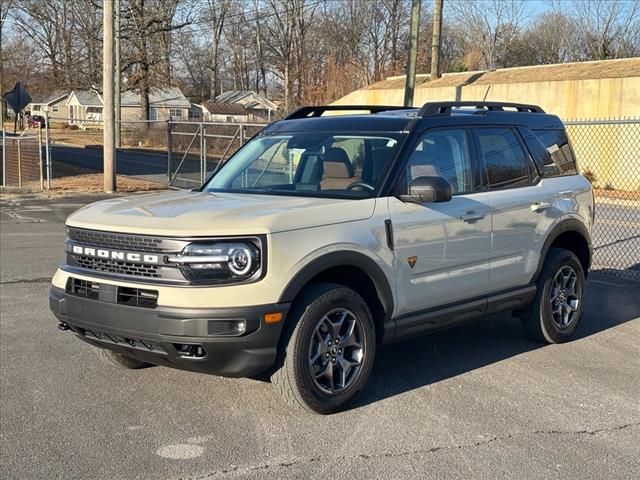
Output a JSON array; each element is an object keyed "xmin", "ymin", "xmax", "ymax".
[
  {"xmin": 215, "ymin": 90, "xmax": 278, "ymax": 110},
  {"xmin": 364, "ymin": 57, "xmax": 640, "ymax": 90},
  {"xmin": 68, "ymin": 89, "xmax": 103, "ymax": 106},
  {"xmin": 201, "ymin": 102, "xmax": 249, "ymax": 115},
  {"xmin": 29, "ymin": 90, "xmax": 69, "ymax": 105},
  {"xmin": 120, "ymin": 87, "xmax": 190, "ymax": 108}
]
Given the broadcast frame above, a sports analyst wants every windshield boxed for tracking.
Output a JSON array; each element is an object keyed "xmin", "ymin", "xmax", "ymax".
[{"xmin": 203, "ymin": 131, "xmax": 405, "ymax": 198}]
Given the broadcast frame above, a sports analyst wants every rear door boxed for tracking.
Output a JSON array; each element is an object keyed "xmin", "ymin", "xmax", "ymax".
[
  {"xmin": 388, "ymin": 128, "xmax": 492, "ymax": 318},
  {"xmin": 472, "ymin": 127, "xmax": 557, "ymax": 292}
]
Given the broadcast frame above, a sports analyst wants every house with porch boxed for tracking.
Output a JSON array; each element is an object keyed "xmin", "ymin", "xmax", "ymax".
[
  {"xmin": 214, "ymin": 90, "xmax": 279, "ymax": 122},
  {"xmin": 200, "ymin": 102, "xmax": 252, "ymax": 123}
]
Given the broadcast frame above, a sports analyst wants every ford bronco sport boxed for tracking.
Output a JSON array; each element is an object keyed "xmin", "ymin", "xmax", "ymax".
[{"xmin": 50, "ymin": 101, "xmax": 593, "ymax": 414}]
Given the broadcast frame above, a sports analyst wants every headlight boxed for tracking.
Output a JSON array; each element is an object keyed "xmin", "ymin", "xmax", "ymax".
[{"xmin": 167, "ymin": 240, "xmax": 262, "ymax": 284}]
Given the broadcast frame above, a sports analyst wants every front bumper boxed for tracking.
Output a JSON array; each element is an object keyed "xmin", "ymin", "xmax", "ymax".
[{"xmin": 49, "ymin": 286, "xmax": 290, "ymax": 377}]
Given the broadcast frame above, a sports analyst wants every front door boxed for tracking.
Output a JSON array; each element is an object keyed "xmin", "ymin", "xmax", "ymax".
[{"xmin": 389, "ymin": 128, "xmax": 491, "ymax": 319}]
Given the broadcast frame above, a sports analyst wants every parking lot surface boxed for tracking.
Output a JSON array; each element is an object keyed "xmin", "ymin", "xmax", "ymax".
[{"xmin": 1, "ymin": 194, "xmax": 639, "ymax": 479}]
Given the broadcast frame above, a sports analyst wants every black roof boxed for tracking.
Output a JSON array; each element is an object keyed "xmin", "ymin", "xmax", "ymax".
[
  {"xmin": 265, "ymin": 114, "xmax": 416, "ymax": 134},
  {"xmin": 264, "ymin": 101, "xmax": 564, "ymax": 134}
]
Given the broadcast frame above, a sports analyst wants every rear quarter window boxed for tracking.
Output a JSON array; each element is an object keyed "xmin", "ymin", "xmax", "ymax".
[{"xmin": 532, "ymin": 129, "xmax": 578, "ymax": 176}]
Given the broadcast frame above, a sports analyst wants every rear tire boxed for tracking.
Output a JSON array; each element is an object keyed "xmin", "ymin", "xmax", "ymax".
[
  {"xmin": 96, "ymin": 348, "xmax": 152, "ymax": 369},
  {"xmin": 521, "ymin": 248, "xmax": 586, "ymax": 343},
  {"xmin": 271, "ymin": 283, "xmax": 376, "ymax": 414}
]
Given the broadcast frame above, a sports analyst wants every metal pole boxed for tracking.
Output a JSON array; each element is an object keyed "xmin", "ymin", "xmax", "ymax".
[
  {"xmin": 431, "ymin": 0, "xmax": 444, "ymax": 80},
  {"xmin": 2, "ymin": 126, "xmax": 5, "ymax": 187},
  {"xmin": 199, "ymin": 124, "xmax": 204, "ymax": 184},
  {"xmin": 201, "ymin": 123, "xmax": 207, "ymax": 184},
  {"xmin": 167, "ymin": 120, "xmax": 172, "ymax": 184},
  {"xmin": 103, "ymin": 0, "xmax": 116, "ymax": 192},
  {"xmin": 45, "ymin": 112, "xmax": 51, "ymax": 189},
  {"xmin": 17, "ymin": 139, "xmax": 22, "ymax": 188},
  {"xmin": 404, "ymin": 0, "xmax": 421, "ymax": 107},
  {"xmin": 115, "ymin": 0, "xmax": 121, "ymax": 147},
  {"xmin": 38, "ymin": 127, "xmax": 43, "ymax": 190}
]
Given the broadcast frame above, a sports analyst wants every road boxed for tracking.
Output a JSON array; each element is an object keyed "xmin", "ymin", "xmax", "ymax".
[
  {"xmin": 0, "ymin": 194, "xmax": 639, "ymax": 480},
  {"xmin": 50, "ymin": 145, "xmax": 211, "ymax": 187}
]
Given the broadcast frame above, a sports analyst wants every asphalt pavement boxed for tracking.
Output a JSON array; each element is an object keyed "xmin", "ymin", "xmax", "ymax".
[
  {"xmin": 1, "ymin": 193, "xmax": 639, "ymax": 480},
  {"xmin": 49, "ymin": 145, "xmax": 207, "ymax": 187}
]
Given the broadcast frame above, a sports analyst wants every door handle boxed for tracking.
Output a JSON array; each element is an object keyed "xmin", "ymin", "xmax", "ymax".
[
  {"xmin": 530, "ymin": 201, "xmax": 552, "ymax": 212},
  {"xmin": 459, "ymin": 210, "xmax": 485, "ymax": 222}
]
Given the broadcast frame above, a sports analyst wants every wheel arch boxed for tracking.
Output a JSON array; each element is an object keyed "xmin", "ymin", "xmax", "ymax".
[
  {"xmin": 533, "ymin": 218, "xmax": 592, "ymax": 282},
  {"xmin": 278, "ymin": 251, "xmax": 394, "ymax": 342}
]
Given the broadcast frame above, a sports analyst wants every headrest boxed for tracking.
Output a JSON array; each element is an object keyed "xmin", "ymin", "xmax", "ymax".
[{"xmin": 323, "ymin": 148, "xmax": 354, "ymax": 178}]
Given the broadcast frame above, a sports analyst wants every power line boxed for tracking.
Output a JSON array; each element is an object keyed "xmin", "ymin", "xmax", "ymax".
[{"xmin": 180, "ymin": 0, "xmax": 324, "ymax": 35}]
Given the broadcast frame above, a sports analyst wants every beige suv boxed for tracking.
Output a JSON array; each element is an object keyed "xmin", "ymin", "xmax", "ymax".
[{"xmin": 50, "ymin": 102, "xmax": 593, "ymax": 413}]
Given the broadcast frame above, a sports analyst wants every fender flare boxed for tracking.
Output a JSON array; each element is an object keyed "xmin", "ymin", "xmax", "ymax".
[
  {"xmin": 531, "ymin": 218, "xmax": 592, "ymax": 283},
  {"xmin": 278, "ymin": 251, "xmax": 394, "ymax": 320}
]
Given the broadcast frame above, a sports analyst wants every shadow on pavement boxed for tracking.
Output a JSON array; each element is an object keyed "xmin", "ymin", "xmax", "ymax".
[{"xmin": 352, "ymin": 273, "xmax": 640, "ymax": 409}]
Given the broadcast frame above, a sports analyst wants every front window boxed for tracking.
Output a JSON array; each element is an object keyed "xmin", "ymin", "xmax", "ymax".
[
  {"xmin": 405, "ymin": 129, "xmax": 475, "ymax": 194},
  {"xmin": 204, "ymin": 132, "xmax": 404, "ymax": 198}
]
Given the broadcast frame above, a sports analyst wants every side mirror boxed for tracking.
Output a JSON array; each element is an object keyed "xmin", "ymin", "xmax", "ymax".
[{"xmin": 400, "ymin": 176, "xmax": 452, "ymax": 204}]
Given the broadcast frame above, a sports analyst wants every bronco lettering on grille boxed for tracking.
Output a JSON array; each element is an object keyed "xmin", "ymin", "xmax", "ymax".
[{"xmin": 71, "ymin": 245, "xmax": 160, "ymax": 264}]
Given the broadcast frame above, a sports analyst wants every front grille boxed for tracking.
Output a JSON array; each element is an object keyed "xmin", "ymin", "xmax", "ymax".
[
  {"xmin": 68, "ymin": 228, "xmax": 166, "ymax": 252},
  {"xmin": 117, "ymin": 287, "xmax": 159, "ymax": 308},
  {"xmin": 75, "ymin": 256, "xmax": 160, "ymax": 278},
  {"xmin": 66, "ymin": 278, "xmax": 101, "ymax": 300},
  {"xmin": 66, "ymin": 278, "xmax": 158, "ymax": 309}
]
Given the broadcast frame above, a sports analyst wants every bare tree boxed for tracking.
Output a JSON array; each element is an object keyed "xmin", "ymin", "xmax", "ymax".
[
  {"xmin": 204, "ymin": 0, "xmax": 230, "ymax": 99},
  {"xmin": 449, "ymin": 0, "xmax": 525, "ymax": 69},
  {"xmin": 262, "ymin": 0, "xmax": 298, "ymax": 112},
  {"xmin": 572, "ymin": 0, "xmax": 640, "ymax": 60},
  {"xmin": 120, "ymin": 0, "xmax": 190, "ymax": 120}
]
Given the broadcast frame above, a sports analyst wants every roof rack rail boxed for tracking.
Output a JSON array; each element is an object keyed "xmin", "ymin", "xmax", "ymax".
[
  {"xmin": 285, "ymin": 105, "xmax": 409, "ymax": 120},
  {"xmin": 419, "ymin": 101, "xmax": 545, "ymax": 116}
]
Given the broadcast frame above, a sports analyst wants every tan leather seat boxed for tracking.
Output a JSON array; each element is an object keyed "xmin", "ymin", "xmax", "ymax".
[{"xmin": 321, "ymin": 148, "xmax": 356, "ymax": 190}]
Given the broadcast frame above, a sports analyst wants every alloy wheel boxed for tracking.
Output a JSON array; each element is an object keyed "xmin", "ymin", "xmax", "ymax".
[
  {"xmin": 550, "ymin": 265, "xmax": 581, "ymax": 329},
  {"xmin": 308, "ymin": 308, "xmax": 365, "ymax": 394}
]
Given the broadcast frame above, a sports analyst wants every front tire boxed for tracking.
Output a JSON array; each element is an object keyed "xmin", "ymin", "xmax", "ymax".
[
  {"xmin": 271, "ymin": 283, "xmax": 376, "ymax": 414},
  {"xmin": 521, "ymin": 248, "xmax": 586, "ymax": 343},
  {"xmin": 96, "ymin": 348, "xmax": 152, "ymax": 369}
]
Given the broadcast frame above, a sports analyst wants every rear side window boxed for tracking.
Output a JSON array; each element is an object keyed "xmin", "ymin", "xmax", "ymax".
[
  {"xmin": 532, "ymin": 129, "xmax": 578, "ymax": 176},
  {"xmin": 475, "ymin": 128, "xmax": 530, "ymax": 189}
]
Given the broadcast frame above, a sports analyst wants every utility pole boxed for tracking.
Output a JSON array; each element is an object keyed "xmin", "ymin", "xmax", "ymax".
[
  {"xmin": 103, "ymin": 0, "xmax": 116, "ymax": 192},
  {"xmin": 115, "ymin": 0, "xmax": 121, "ymax": 147},
  {"xmin": 431, "ymin": 0, "xmax": 444, "ymax": 80},
  {"xmin": 403, "ymin": 0, "xmax": 421, "ymax": 107}
]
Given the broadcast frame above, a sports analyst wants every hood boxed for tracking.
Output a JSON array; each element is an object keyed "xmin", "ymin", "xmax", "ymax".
[{"xmin": 66, "ymin": 190, "xmax": 376, "ymax": 236}]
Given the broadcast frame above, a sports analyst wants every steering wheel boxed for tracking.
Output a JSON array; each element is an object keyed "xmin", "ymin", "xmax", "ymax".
[{"xmin": 346, "ymin": 181, "xmax": 375, "ymax": 192}]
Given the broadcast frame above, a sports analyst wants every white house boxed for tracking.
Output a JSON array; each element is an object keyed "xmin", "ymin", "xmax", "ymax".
[
  {"xmin": 200, "ymin": 102, "xmax": 252, "ymax": 123},
  {"xmin": 65, "ymin": 87, "xmax": 190, "ymax": 124},
  {"xmin": 120, "ymin": 87, "xmax": 190, "ymax": 121},
  {"xmin": 215, "ymin": 90, "xmax": 279, "ymax": 121},
  {"xmin": 67, "ymin": 89, "xmax": 103, "ymax": 124}
]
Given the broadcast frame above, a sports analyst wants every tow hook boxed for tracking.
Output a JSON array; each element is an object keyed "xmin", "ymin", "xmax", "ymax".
[{"xmin": 58, "ymin": 322, "xmax": 70, "ymax": 331}]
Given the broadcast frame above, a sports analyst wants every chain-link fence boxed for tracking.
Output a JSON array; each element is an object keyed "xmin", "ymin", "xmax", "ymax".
[
  {"xmin": 46, "ymin": 118, "xmax": 169, "ymax": 191},
  {"xmin": 2, "ymin": 116, "xmax": 637, "ymax": 280},
  {"xmin": 168, "ymin": 121, "xmax": 265, "ymax": 189},
  {"xmin": 1, "ymin": 133, "xmax": 44, "ymax": 189},
  {"xmin": 565, "ymin": 118, "xmax": 640, "ymax": 280}
]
